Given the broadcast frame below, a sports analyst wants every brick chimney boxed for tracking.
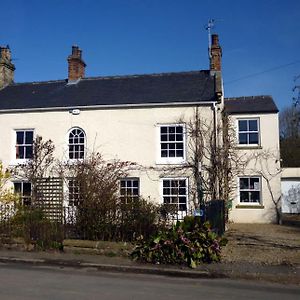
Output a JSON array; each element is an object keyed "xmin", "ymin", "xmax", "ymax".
[
  {"xmin": 210, "ymin": 34, "xmax": 222, "ymax": 72},
  {"xmin": 67, "ymin": 45, "xmax": 86, "ymax": 82},
  {"xmin": 0, "ymin": 45, "xmax": 15, "ymax": 89}
]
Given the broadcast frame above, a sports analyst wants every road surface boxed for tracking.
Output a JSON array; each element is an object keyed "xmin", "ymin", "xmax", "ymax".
[{"xmin": 0, "ymin": 262, "xmax": 299, "ymax": 299}]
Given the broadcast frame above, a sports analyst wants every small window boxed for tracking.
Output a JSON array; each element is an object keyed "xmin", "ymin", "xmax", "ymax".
[
  {"xmin": 68, "ymin": 128, "xmax": 85, "ymax": 159},
  {"xmin": 239, "ymin": 176, "xmax": 261, "ymax": 204},
  {"xmin": 120, "ymin": 178, "xmax": 139, "ymax": 203},
  {"xmin": 158, "ymin": 124, "xmax": 185, "ymax": 163},
  {"xmin": 238, "ymin": 119, "xmax": 259, "ymax": 145},
  {"xmin": 162, "ymin": 178, "xmax": 188, "ymax": 220},
  {"xmin": 14, "ymin": 182, "xmax": 31, "ymax": 205},
  {"xmin": 68, "ymin": 179, "xmax": 81, "ymax": 206},
  {"xmin": 15, "ymin": 130, "xmax": 34, "ymax": 159}
]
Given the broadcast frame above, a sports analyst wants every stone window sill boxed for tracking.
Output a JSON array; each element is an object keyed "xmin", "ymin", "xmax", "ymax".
[{"xmin": 235, "ymin": 204, "xmax": 265, "ymax": 209}]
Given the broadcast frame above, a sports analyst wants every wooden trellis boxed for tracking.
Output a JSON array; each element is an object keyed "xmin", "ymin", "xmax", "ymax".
[{"xmin": 36, "ymin": 177, "xmax": 63, "ymax": 222}]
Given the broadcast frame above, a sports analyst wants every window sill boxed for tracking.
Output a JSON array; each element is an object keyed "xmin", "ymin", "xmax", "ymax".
[
  {"xmin": 236, "ymin": 145, "xmax": 262, "ymax": 150},
  {"xmin": 235, "ymin": 204, "xmax": 264, "ymax": 209},
  {"xmin": 9, "ymin": 159, "xmax": 31, "ymax": 166},
  {"xmin": 156, "ymin": 159, "xmax": 187, "ymax": 166}
]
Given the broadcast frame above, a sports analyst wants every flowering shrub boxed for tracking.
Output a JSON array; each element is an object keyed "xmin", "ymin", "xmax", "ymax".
[{"xmin": 131, "ymin": 217, "xmax": 227, "ymax": 268}]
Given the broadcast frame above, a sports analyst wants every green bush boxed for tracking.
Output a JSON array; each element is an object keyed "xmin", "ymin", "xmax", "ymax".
[
  {"xmin": 11, "ymin": 206, "xmax": 63, "ymax": 250},
  {"xmin": 131, "ymin": 217, "xmax": 227, "ymax": 268}
]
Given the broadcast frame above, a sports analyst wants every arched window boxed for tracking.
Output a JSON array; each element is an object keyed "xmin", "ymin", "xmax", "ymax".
[{"xmin": 68, "ymin": 128, "xmax": 85, "ymax": 159}]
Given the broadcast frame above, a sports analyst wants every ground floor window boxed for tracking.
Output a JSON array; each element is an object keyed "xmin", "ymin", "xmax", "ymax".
[
  {"xmin": 14, "ymin": 182, "xmax": 31, "ymax": 205},
  {"xmin": 68, "ymin": 179, "xmax": 81, "ymax": 206},
  {"xmin": 239, "ymin": 176, "xmax": 261, "ymax": 203},
  {"xmin": 120, "ymin": 178, "xmax": 139, "ymax": 203},
  {"xmin": 162, "ymin": 178, "xmax": 188, "ymax": 219}
]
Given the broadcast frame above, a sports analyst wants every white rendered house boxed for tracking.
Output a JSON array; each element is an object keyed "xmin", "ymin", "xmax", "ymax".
[{"xmin": 0, "ymin": 35, "xmax": 281, "ymax": 223}]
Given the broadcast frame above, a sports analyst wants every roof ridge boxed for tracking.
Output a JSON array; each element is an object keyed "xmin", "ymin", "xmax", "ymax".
[
  {"xmin": 9, "ymin": 70, "xmax": 209, "ymax": 86},
  {"xmin": 82, "ymin": 70, "xmax": 209, "ymax": 81},
  {"xmin": 11, "ymin": 79, "xmax": 66, "ymax": 86},
  {"xmin": 225, "ymin": 95, "xmax": 272, "ymax": 100}
]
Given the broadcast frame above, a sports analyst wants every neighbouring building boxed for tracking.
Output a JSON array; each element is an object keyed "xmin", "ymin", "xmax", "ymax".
[{"xmin": 0, "ymin": 35, "xmax": 281, "ymax": 223}]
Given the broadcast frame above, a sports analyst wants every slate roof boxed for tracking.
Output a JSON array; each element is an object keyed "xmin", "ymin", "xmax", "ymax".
[
  {"xmin": 224, "ymin": 96, "xmax": 279, "ymax": 114},
  {"xmin": 0, "ymin": 71, "xmax": 216, "ymax": 111}
]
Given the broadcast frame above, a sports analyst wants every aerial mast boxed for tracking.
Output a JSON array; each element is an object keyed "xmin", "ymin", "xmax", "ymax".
[{"xmin": 205, "ymin": 19, "xmax": 215, "ymax": 58}]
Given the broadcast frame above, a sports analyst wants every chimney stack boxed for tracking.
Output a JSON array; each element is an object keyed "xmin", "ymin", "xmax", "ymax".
[
  {"xmin": 67, "ymin": 45, "xmax": 86, "ymax": 82},
  {"xmin": 210, "ymin": 34, "xmax": 222, "ymax": 73},
  {"xmin": 0, "ymin": 45, "xmax": 15, "ymax": 89}
]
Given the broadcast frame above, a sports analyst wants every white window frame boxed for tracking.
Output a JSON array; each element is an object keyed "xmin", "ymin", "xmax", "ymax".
[
  {"xmin": 238, "ymin": 176, "xmax": 262, "ymax": 205},
  {"xmin": 67, "ymin": 179, "xmax": 81, "ymax": 207},
  {"xmin": 160, "ymin": 177, "xmax": 188, "ymax": 220},
  {"xmin": 14, "ymin": 129, "xmax": 34, "ymax": 163},
  {"xmin": 120, "ymin": 177, "xmax": 140, "ymax": 203},
  {"xmin": 156, "ymin": 123, "xmax": 186, "ymax": 164},
  {"xmin": 13, "ymin": 181, "xmax": 32, "ymax": 206},
  {"xmin": 237, "ymin": 118, "xmax": 260, "ymax": 146},
  {"xmin": 68, "ymin": 127, "xmax": 86, "ymax": 160}
]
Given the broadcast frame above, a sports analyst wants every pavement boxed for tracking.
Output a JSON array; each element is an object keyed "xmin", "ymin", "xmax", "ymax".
[{"xmin": 0, "ymin": 248, "xmax": 299, "ymax": 285}]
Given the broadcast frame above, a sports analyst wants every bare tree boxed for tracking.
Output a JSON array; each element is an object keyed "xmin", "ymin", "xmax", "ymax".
[{"xmin": 248, "ymin": 150, "xmax": 282, "ymax": 224}]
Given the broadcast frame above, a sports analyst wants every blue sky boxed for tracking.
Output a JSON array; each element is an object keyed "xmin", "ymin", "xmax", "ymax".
[{"xmin": 1, "ymin": 0, "xmax": 300, "ymax": 111}]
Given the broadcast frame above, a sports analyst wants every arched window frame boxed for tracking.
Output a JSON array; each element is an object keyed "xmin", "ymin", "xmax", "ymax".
[{"xmin": 68, "ymin": 127, "xmax": 86, "ymax": 160}]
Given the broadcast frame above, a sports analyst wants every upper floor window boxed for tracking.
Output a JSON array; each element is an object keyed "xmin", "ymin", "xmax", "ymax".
[
  {"xmin": 239, "ymin": 176, "xmax": 261, "ymax": 204},
  {"xmin": 120, "ymin": 178, "xmax": 139, "ymax": 203},
  {"xmin": 158, "ymin": 124, "xmax": 185, "ymax": 164},
  {"xmin": 238, "ymin": 119, "xmax": 259, "ymax": 145},
  {"xmin": 15, "ymin": 130, "xmax": 33, "ymax": 159},
  {"xmin": 14, "ymin": 181, "xmax": 31, "ymax": 205},
  {"xmin": 68, "ymin": 128, "xmax": 85, "ymax": 159},
  {"xmin": 162, "ymin": 178, "xmax": 188, "ymax": 220}
]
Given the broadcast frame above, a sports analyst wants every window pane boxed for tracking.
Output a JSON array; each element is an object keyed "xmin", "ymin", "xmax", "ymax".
[
  {"xmin": 160, "ymin": 127, "xmax": 167, "ymax": 134},
  {"xmin": 169, "ymin": 150, "xmax": 175, "ymax": 157},
  {"xmin": 239, "ymin": 133, "xmax": 248, "ymax": 144},
  {"xmin": 179, "ymin": 203, "xmax": 187, "ymax": 211},
  {"xmin": 240, "ymin": 191, "xmax": 249, "ymax": 202},
  {"xmin": 26, "ymin": 146, "xmax": 33, "ymax": 159},
  {"xmin": 250, "ymin": 191, "xmax": 260, "ymax": 203},
  {"xmin": 164, "ymin": 197, "xmax": 170, "ymax": 204},
  {"xmin": 249, "ymin": 133, "xmax": 258, "ymax": 144},
  {"xmin": 169, "ymin": 134, "xmax": 175, "ymax": 141},
  {"xmin": 133, "ymin": 180, "xmax": 139, "ymax": 187},
  {"xmin": 250, "ymin": 178, "xmax": 260, "ymax": 190},
  {"xmin": 16, "ymin": 131, "xmax": 24, "ymax": 144},
  {"xmin": 240, "ymin": 178, "xmax": 249, "ymax": 189},
  {"xmin": 169, "ymin": 127, "xmax": 176, "ymax": 133},
  {"xmin": 14, "ymin": 183, "xmax": 21, "ymax": 194},
  {"xmin": 176, "ymin": 150, "xmax": 183, "ymax": 157},
  {"xmin": 238, "ymin": 120, "xmax": 248, "ymax": 131},
  {"xmin": 176, "ymin": 126, "xmax": 183, "ymax": 134},
  {"xmin": 18, "ymin": 146, "xmax": 25, "ymax": 159},
  {"xmin": 161, "ymin": 134, "xmax": 167, "ymax": 141},
  {"xmin": 25, "ymin": 131, "xmax": 33, "ymax": 144},
  {"xmin": 161, "ymin": 150, "xmax": 167, "ymax": 157},
  {"xmin": 23, "ymin": 183, "xmax": 31, "ymax": 196},
  {"xmin": 176, "ymin": 134, "xmax": 183, "ymax": 141},
  {"xmin": 163, "ymin": 180, "xmax": 170, "ymax": 187},
  {"xmin": 249, "ymin": 120, "xmax": 258, "ymax": 131}
]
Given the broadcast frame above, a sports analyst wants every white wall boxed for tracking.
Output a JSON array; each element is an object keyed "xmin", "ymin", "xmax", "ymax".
[
  {"xmin": 0, "ymin": 105, "xmax": 213, "ymax": 211},
  {"xmin": 228, "ymin": 113, "xmax": 281, "ymax": 223}
]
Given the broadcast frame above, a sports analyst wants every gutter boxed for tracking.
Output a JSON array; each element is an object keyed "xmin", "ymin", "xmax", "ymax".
[{"xmin": 0, "ymin": 100, "xmax": 218, "ymax": 114}]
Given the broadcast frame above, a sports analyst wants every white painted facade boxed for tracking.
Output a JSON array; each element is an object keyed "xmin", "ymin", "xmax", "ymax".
[
  {"xmin": 228, "ymin": 112, "xmax": 281, "ymax": 223},
  {"xmin": 0, "ymin": 101, "xmax": 281, "ymax": 223}
]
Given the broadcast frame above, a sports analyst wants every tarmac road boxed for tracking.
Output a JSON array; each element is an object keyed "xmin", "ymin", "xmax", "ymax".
[{"xmin": 0, "ymin": 262, "xmax": 299, "ymax": 300}]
